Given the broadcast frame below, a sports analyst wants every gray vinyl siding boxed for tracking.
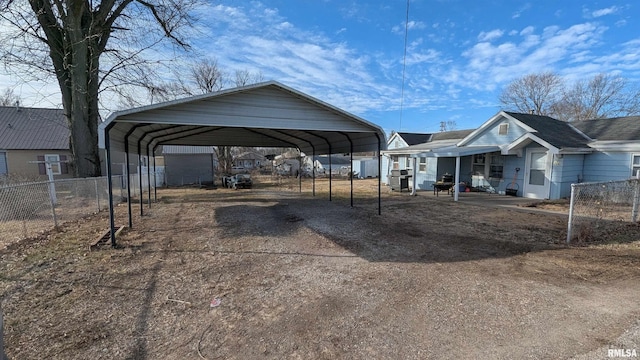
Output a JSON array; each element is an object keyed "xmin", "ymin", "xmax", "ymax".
[
  {"xmin": 465, "ymin": 117, "xmax": 529, "ymax": 146},
  {"xmin": 550, "ymin": 154, "xmax": 584, "ymax": 199},
  {"xmin": 582, "ymin": 151, "xmax": 633, "ymax": 182},
  {"xmin": 501, "ymin": 156, "xmax": 526, "ymax": 195},
  {"xmin": 413, "ymin": 157, "xmax": 438, "ymax": 190},
  {"xmin": 381, "ymin": 155, "xmax": 390, "ymax": 184}
]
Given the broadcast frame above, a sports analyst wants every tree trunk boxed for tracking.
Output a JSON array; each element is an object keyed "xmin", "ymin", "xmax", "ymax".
[{"xmin": 63, "ymin": 2, "xmax": 102, "ymax": 178}]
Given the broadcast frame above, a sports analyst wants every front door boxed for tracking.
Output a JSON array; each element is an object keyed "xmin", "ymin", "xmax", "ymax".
[{"xmin": 524, "ymin": 149, "xmax": 549, "ymax": 199}]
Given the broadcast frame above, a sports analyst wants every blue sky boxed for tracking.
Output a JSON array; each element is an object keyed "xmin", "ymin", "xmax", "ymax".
[
  {"xmin": 2, "ymin": 0, "xmax": 639, "ymax": 137},
  {"xmin": 194, "ymin": 0, "xmax": 639, "ymax": 135}
]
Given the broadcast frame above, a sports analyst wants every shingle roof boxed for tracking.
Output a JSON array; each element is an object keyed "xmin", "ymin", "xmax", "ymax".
[
  {"xmin": 572, "ymin": 116, "xmax": 640, "ymax": 141},
  {"xmin": 505, "ymin": 112, "xmax": 591, "ymax": 149},
  {"xmin": 396, "ymin": 132, "xmax": 432, "ymax": 145},
  {"xmin": 0, "ymin": 106, "xmax": 69, "ymax": 150},
  {"xmin": 432, "ymin": 129, "xmax": 474, "ymax": 141},
  {"xmin": 236, "ymin": 151, "xmax": 266, "ymax": 160},
  {"xmin": 314, "ymin": 155, "xmax": 351, "ymax": 165}
]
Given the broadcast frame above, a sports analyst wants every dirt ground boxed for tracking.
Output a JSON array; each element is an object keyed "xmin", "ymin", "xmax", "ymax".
[{"xmin": 1, "ymin": 177, "xmax": 639, "ymax": 359}]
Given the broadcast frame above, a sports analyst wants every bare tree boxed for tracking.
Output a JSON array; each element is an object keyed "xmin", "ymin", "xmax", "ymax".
[
  {"xmin": 233, "ymin": 69, "xmax": 264, "ymax": 87},
  {"xmin": 0, "ymin": 0, "xmax": 201, "ymax": 177},
  {"xmin": 192, "ymin": 58, "xmax": 226, "ymax": 93},
  {"xmin": 439, "ymin": 120, "xmax": 457, "ymax": 132},
  {"xmin": 0, "ymin": 88, "xmax": 19, "ymax": 106},
  {"xmin": 499, "ymin": 72, "xmax": 564, "ymax": 115},
  {"xmin": 552, "ymin": 74, "xmax": 640, "ymax": 121}
]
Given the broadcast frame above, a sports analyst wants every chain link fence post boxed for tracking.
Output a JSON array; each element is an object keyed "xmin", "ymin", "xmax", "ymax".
[
  {"xmin": 95, "ymin": 177, "xmax": 100, "ymax": 212},
  {"xmin": 567, "ymin": 183, "xmax": 576, "ymax": 243},
  {"xmin": 632, "ymin": 173, "xmax": 640, "ymax": 223}
]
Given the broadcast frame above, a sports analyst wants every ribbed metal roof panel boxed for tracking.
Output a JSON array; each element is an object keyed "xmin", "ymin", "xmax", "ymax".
[{"xmin": 0, "ymin": 106, "xmax": 69, "ymax": 150}]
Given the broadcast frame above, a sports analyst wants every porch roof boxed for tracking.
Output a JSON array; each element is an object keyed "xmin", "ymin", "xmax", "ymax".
[{"xmin": 411, "ymin": 145, "xmax": 501, "ymax": 158}]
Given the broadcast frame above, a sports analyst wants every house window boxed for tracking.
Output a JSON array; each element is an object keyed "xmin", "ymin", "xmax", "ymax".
[
  {"xmin": 632, "ymin": 154, "xmax": 640, "ymax": 177},
  {"xmin": 499, "ymin": 123, "xmax": 509, "ymax": 135},
  {"xmin": 489, "ymin": 153, "xmax": 504, "ymax": 179},
  {"xmin": 45, "ymin": 154, "xmax": 61, "ymax": 175},
  {"xmin": 405, "ymin": 157, "xmax": 412, "ymax": 169},
  {"xmin": 472, "ymin": 153, "xmax": 485, "ymax": 176},
  {"xmin": 418, "ymin": 158, "xmax": 427, "ymax": 173},
  {"xmin": 392, "ymin": 156, "xmax": 399, "ymax": 170}
]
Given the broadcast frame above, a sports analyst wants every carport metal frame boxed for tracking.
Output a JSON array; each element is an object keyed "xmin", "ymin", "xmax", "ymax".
[{"xmin": 100, "ymin": 81, "xmax": 386, "ymax": 246}]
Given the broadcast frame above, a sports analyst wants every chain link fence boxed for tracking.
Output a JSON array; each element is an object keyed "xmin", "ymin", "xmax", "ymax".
[
  {"xmin": 567, "ymin": 178, "xmax": 640, "ymax": 243},
  {"xmin": 0, "ymin": 174, "xmax": 157, "ymax": 247}
]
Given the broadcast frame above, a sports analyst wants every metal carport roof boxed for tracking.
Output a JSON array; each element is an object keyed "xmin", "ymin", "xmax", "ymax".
[
  {"xmin": 99, "ymin": 81, "xmax": 386, "ymax": 155},
  {"xmin": 99, "ymin": 81, "xmax": 387, "ymax": 246}
]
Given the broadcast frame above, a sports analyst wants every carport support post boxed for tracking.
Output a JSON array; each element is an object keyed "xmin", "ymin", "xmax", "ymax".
[
  {"xmin": 312, "ymin": 149, "xmax": 316, "ymax": 196},
  {"xmin": 329, "ymin": 145, "xmax": 333, "ymax": 202},
  {"xmin": 454, "ymin": 156, "xmax": 461, "ymax": 202},
  {"xmin": 350, "ymin": 150, "xmax": 353, "ymax": 207},
  {"xmin": 105, "ymin": 126, "xmax": 117, "ymax": 247},
  {"xmin": 153, "ymin": 144, "xmax": 159, "ymax": 201},
  {"xmin": 124, "ymin": 143, "xmax": 133, "ymax": 228},
  {"xmin": 298, "ymin": 150, "xmax": 302, "ymax": 193},
  {"xmin": 137, "ymin": 146, "xmax": 143, "ymax": 217},
  {"xmin": 146, "ymin": 146, "xmax": 152, "ymax": 207}
]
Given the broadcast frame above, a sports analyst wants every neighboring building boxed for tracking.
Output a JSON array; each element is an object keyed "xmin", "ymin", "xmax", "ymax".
[
  {"xmin": 309, "ymin": 155, "xmax": 352, "ymax": 175},
  {"xmin": 0, "ymin": 105, "xmax": 72, "ymax": 180},
  {"xmin": 351, "ymin": 155, "xmax": 379, "ymax": 178},
  {"xmin": 161, "ymin": 145, "xmax": 217, "ymax": 186},
  {"xmin": 382, "ymin": 130, "xmax": 473, "ymax": 187},
  {"xmin": 233, "ymin": 151, "xmax": 266, "ymax": 171},
  {"xmin": 383, "ymin": 111, "xmax": 640, "ymax": 199}
]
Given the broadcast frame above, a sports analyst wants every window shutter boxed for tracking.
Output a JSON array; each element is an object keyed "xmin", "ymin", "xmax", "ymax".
[
  {"xmin": 60, "ymin": 155, "xmax": 69, "ymax": 174},
  {"xmin": 37, "ymin": 155, "xmax": 46, "ymax": 175}
]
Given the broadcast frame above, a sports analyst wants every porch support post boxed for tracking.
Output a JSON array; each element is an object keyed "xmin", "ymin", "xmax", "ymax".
[
  {"xmin": 454, "ymin": 156, "xmax": 461, "ymax": 202},
  {"xmin": 376, "ymin": 133, "xmax": 382, "ymax": 215},
  {"xmin": 411, "ymin": 156, "xmax": 417, "ymax": 196}
]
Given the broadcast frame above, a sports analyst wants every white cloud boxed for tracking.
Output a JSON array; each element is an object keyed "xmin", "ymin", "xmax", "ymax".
[
  {"xmin": 592, "ymin": 6, "xmax": 619, "ymax": 17},
  {"xmin": 392, "ymin": 20, "xmax": 426, "ymax": 35},
  {"xmin": 477, "ymin": 29, "xmax": 504, "ymax": 42},
  {"xmin": 512, "ymin": 3, "xmax": 531, "ymax": 19},
  {"xmin": 443, "ymin": 22, "xmax": 610, "ymax": 92},
  {"xmin": 196, "ymin": 4, "xmax": 399, "ymax": 115}
]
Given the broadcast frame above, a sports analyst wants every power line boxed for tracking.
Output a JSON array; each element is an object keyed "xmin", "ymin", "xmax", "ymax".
[{"xmin": 399, "ymin": 0, "xmax": 410, "ymax": 131}]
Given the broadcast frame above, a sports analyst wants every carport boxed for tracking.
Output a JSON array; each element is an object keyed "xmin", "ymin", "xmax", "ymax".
[{"xmin": 99, "ymin": 81, "xmax": 387, "ymax": 246}]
